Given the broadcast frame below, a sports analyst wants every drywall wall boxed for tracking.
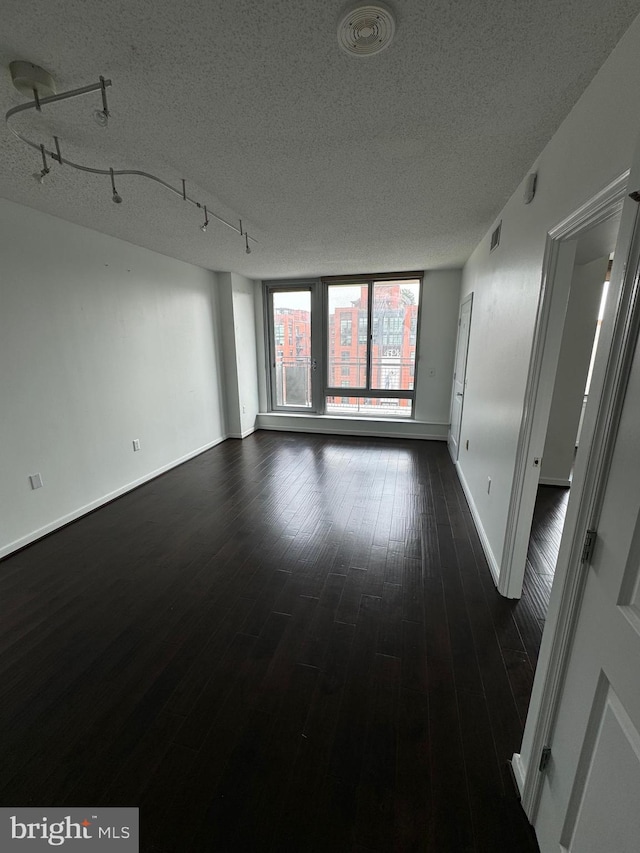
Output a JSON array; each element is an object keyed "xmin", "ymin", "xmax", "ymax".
[
  {"xmin": 218, "ymin": 273, "xmax": 260, "ymax": 437},
  {"xmin": 413, "ymin": 269, "xmax": 462, "ymax": 425},
  {"xmin": 457, "ymin": 11, "xmax": 640, "ymax": 576},
  {"xmin": 217, "ymin": 273, "xmax": 242, "ymax": 436},
  {"xmin": 540, "ymin": 256, "xmax": 608, "ymax": 484},
  {"xmin": 0, "ymin": 198, "xmax": 225, "ymax": 557},
  {"xmin": 231, "ymin": 274, "xmax": 260, "ymax": 436},
  {"xmin": 255, "ymin": 268, "xmax": 461, "ymax": 438}
]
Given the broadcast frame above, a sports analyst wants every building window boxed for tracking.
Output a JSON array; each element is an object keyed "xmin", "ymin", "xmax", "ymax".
[{"xmin": 340, "ymin": 316, "xmax": 352, "ymax": 345}]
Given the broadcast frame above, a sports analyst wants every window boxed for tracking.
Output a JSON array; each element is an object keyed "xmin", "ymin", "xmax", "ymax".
[
  {"xmin": 358, "ymin": 315, "xmax": 368, "ymax": 343},
  {"xmin": 340, "ymin": 316, "xmax": 352, "ymax": 345},
  {"xmin": 265, "ymin": 274, "xmax": 422, "ymax": 418},
  {"xmin": 326, "ymin": 276, "xmax": 421, "ymax": 418}
]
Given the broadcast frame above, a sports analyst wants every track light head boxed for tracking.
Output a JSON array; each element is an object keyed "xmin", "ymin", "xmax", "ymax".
[
  {"xmin": 93, "ymin": 109, "xmax": 109, "ymax": 127},
  {"xmin": 200, "ymin": 223, "xmax": 207, "ymax": 232},
  {"xmin": 109, "ymin": 167, "xmax": 122, "ymax": 203},
  {"xmin": 33, "ymin": 168, "xmax": 49, "ymax": 184},
  {"xmin": 245, "ymin": 233, "xmax": 251, "ymax": 254}
]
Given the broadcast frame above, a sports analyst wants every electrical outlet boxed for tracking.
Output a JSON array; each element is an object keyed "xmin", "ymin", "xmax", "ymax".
[
  {"xmin": 29, "ymin": 473, "xmax": 43, "ymax": 490},
  {"xmin": 487, "ymin": 476, "xmax": 492, "ymax": 494},
  {"xmin": 132, "ymin": 439, "xmax": 141, "ymax": 452}
]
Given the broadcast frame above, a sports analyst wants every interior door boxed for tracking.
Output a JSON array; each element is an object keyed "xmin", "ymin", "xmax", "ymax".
[
  {"xmin": 448, "ymin": 293, "xmax": 473, "ymax": 461},
  {"xmin": 533, "ymin": 222, "xmax": 640, "ymax": 850}
]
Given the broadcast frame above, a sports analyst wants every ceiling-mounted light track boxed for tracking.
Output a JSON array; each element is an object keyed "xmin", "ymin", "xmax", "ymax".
[{"xmin": 5, "ymin": 62, "xmax": 258, "ymax": 252}]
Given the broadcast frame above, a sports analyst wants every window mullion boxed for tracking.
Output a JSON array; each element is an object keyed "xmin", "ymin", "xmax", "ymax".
[{"xmin": 366, "ymin": 280, "xmax": 373, "ymax": 390}]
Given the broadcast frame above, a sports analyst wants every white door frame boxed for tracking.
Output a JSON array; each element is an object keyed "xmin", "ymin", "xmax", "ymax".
[
  {"xmin": 498, "ymin": 172, "xmax": 629, "ymax": 599},
  {"xmin": 511, "ymin": 174, "xmax": 640, "ymax": 822},
  {"xmin": 448, "ymin": 292, "xmax": 473, "ymax": 462}
]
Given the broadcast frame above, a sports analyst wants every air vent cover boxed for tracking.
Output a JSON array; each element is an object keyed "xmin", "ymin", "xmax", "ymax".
[
  {"xmin": 490, "ymin": 221, "xmax": 502, "ymax": 252},
  {"xmin": 338, "ymin": 4, "xmax": 396, "ymax": 57}
]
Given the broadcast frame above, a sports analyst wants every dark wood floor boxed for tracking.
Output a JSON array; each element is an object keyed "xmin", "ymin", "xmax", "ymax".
[
  {"xmin": 0, "ymin": 432, "xmax": 543, "ymax": 852},
  {"xmin": 520, "ymin": 485, "xmax": 570, "ymax": 668}
]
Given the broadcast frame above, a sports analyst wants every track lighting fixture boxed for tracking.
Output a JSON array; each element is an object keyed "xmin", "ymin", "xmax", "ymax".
[
  {"xmin": 110, "ymin": 168, "xmax": 122, "ymax": 204},
  {"xmin": 93, "ymin": 109, "xmax": 109, "ymax": 127},
  {"xmin": 6, "ymin": 63, "xmax": 257, "ymax": 253},
  {"xmin": 34, "ymin": 143, "xmax": 50, "ymax": 183},
  {"xmin": 93, "ymin": 76, "xmax": 110, "ymax": 127}
]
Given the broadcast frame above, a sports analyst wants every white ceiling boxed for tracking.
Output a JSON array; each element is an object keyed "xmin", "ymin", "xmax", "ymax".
[{"xmin": 1, "ymin": 1, "xmax": 638, "ymax": 280}]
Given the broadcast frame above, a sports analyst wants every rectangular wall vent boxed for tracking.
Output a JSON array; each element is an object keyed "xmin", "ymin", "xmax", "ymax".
[{"xmin": 490, "ymin": 221, "xmax": 502, "ymax": 252}]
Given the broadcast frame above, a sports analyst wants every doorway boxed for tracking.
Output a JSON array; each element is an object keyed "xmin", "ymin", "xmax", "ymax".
[
  {"xmin": 499, "ymin": 174, "xmax": 628, "ymax": 601},
  {"xmin": 524, "ymin": 229, "xmax": 618, "ymax": 620},
  {"xmin": 448, "ymin": 292, "xmax": 473, "ymax": 462}
]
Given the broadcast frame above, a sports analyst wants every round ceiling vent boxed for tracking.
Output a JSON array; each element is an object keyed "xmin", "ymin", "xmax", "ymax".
[{"xmin": 337, "ymin": 4, "xmax": 396, "ymax": 57}]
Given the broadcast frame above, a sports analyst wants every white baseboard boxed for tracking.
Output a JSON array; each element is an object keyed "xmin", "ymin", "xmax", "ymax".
[
  {"xmin": 454, "ymin": 461, "xmax": 501, "ymax": 587},
  {"xmin": 259, "ymin": 423, "xmax": 447, "ymax": 440},
  {"xmin": 511, "ymin": 752, "xmax": 526, "ymax": 797},
  {"xmin": 256, "ymin": 414, "xmax": 448, "ymax": 441},
  {"xmin": 538, "ymin": 476, "xmax": 571, "ymax": 488},
  {"xmin": 227, "ymin": 426, "xmax": 257, "ymax": 439},
  {"xmin": 0, "ymin": 435, "xmax": 228, "ymax": 560}
]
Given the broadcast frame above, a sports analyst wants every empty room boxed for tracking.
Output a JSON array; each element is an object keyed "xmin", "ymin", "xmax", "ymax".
[{"xmin": 2, "ymin": 2, "xmax": 640, "ymax": 851}]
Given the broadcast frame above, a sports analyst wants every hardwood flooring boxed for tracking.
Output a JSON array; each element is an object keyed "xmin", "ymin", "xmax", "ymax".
[
  {"xmin": 0, "ymin": 432, "xmax": 542, "ymax": 851},
  {"xmin": 520, "ymin": 485, "xmax": 570, "ymax": 667}
]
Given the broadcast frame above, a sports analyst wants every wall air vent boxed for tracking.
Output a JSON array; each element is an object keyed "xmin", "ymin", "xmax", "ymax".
[
  {"xmin": 490, "ymin": 221, "xmax": 502, "ymax": 252},
  {"xmin": 337, "ymin": 4, "xmax": 396, "ymax": 56}
]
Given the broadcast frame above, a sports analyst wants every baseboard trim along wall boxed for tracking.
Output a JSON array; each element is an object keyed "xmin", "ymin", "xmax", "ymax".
[
  {"xmin": 510, "ymin": 753, "xmax": 527, "ymax": 797},
  {"xmin": 538, "ymin": 476, "xmax": 572, "ymax": 488},
  {"xmin": 227, "ymin": 427, "xmax": 257, "ymax": 439},
  {"xmin": 0, "ymin": 436, "xmax": 228, "ymax": 560},
  {"xmin": 454, "ymin": 461, "xmax": 501, "ymax": 587},
  {"xmin": 256, "ymin": 413, "xmax": 449, "ymax": 441}
]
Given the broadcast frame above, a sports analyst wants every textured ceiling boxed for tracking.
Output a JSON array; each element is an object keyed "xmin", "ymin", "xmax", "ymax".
[{"xmin": 1, "ymin": 1, "xmax": 638, "ymax": 279}]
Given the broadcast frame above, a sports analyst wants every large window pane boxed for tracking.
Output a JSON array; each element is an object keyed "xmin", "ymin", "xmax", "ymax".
[
  {"xmin": 325, "ymin": 396, "xmax": 412, "ymax": 418},
  {"xmin": 272, "ymin": 290, "xmax": 312, "ymax": 407},
  {"xmin": 327, "ymin": 284, "xmax": 368, "ymax": 388},
  {"xmin": 371, "ymin": 280, "xmax": 420, "ymax": 392}
]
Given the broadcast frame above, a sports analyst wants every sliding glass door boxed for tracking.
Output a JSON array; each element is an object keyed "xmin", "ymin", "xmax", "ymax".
[{"xmin": 265, "ymin": 283, "xmax": 322, "ymax": 411}]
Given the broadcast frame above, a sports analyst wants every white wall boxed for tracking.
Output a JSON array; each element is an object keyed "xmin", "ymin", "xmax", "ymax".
[
  {"xmin": 218, "ymin": 272, "xmax": 260, "ymax": 438},
  {"xmin": 540, "ymin": 256, "xmax": 608, "ymax": 485},
  {"xmin": 231, "ymin": 274, "xmax": 260, "ymax": 436},
  {"xmin": 0, "ymin": 198, "xmax": 225, "ymax": 558},
  {"xmin": 457, "ymin": 12, "xmax": 640, "ymax": 574},
  {"xmin": 217, "ymin": 273, "xmax": 242, "ymax": 436},
  {"xmin": 256, "ymin": 268, "xmax": 461, "ymax": 439},
  {"xmin": 413, "ymin": 269, "xmax": 462, "ymax": 426}
]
